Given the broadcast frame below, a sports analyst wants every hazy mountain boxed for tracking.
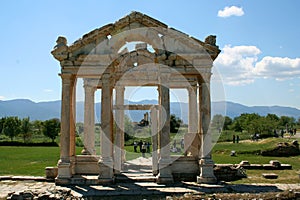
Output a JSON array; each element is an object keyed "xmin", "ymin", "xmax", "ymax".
[{"xmin": 0, "ymin": 99, "xmax": 299, "ymax": 122}]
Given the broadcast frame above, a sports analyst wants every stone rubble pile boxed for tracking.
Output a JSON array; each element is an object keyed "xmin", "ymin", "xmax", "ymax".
[{"xmin": 7, "ymin": 189, "xmax": 82, "ymax": 200}]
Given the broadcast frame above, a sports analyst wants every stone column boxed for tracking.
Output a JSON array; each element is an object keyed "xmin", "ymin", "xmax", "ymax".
[
  {"xmin": 82, "ymin": 79, "xmax": 96, "ymax": 155},
  {"xmin": 98, "ymin": 74, "xmax": 114, "ymax": 183},
  {"xmin": 114, "ymin": 86, "xmax": 125, "ymax": 174},
  {"xmin": 150, "ymin": 106, "xmax": 158, "ymax": 175},
  {"xmin": 57, "ymin": 74, "xmax": 75, "ymax": 182},
  {"xmin": 197, "ymin": 82, "xmax": 217, "ymax": 184},
  {"xmin": 157, "ymin": 84, "xmax": 173, "ymax": 183},
  {"xmin": 70, "ymin": 78, "xmax": 77, "ymax": 175},
  {"xmin": 185, "ymin": 84, "xmax": 199, "ymax": 157}
]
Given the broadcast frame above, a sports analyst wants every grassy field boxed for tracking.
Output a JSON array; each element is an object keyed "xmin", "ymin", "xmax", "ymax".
[
  {"xmin": 0, "ymin": 137, "xmax": 299, "ymax": 184},
  {"xmin": 212, "ymin": 137, "xmax": 300, "ymax": 184}
]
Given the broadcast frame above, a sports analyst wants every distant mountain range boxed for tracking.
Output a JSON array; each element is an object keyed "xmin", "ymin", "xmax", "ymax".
[{"xmin": 0, "ymin": 99, "xmax": 299, "ymax": 123}]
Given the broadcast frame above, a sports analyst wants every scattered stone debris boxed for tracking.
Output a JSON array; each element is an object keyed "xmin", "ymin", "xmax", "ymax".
[
  {"xmin": 7, "ymin": 189, "xmax": 83, "ymax": 200},
  {"xmin": 168, "ymin": 190, "xmax": 300, "ymax": 200},
  {"xmin": 238, "ymin": 160, "xmax": 292, "ymax": 170},
  {"xmin": 214, "ymin": 164, "xmax": 247, "ymax": 181}
]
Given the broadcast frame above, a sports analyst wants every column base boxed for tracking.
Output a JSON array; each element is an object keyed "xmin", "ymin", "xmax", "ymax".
[
  {"xmin": 196, "ymin": 176, "xmax": 217, "ymax": 184},
  {"xmin": 157, "ymin": 174, "xmax": 174, "ymax": 184},
  {"xmin": 55, "ymin": 177, "xmax": 71, "ymax": 185},
  {"xmin": 157, "ymin": 158, "xmax": 173, "ymax": 184},
  {"xmin": 152, "ymin": 152, "xmax": 159, "ymax": 176},
  {"xmin": 98, "ymin": 157, "xmax": 114, "ymax": 182},
  {"xmin": 56, "ymin": 160, "xmax": 72, "ymax": 185},
  {"xmin": 197, "ymin": 158, "xmax": 217, "ymax": 184}
]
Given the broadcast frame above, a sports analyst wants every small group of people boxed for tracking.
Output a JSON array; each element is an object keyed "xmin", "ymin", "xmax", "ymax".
[
  {"xmin": 232, "ymin": 134, "xmax": 240, "ymax": 143},
  {"xmin": 133, "ymin": 140, "xmax": 151, "ymax": 157},
  {"xmin": 274, "ymin": 128, "xmax": 297, "ymax": 138},
  {"xmin": 170, "ymin": 139, "xmax": 184, "ymax": 153},
  {"xmin": 288, "ymin": 128, "xmax": 297, "ymax": 136}
]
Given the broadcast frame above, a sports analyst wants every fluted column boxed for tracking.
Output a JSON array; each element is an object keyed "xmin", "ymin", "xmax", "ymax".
[
  {"xmin": 82, "ymin": 79, "xmax": 96, "ymax": 155},
  {"xmin": 57, "ymin": 73, "xmax": 75, "ymax": 180},
  {"xmin": 114, "ymin": 86, "xmax": 125, "ymax": 173},
  {"xmin": 157, "ymin": 84, "xmax": 173, "ymax": 183},
  {"xmin": 197, "ymin": 82, "xmax": 217, "ymax": 184},
  {"xmin": 185, "ymin": 84, "xmax": 199, "ymax": 157},
  {"xmin": 150, "ymin": 106, "xmax": 158, "ymax": 175},
  {"xmin": 98, "ymin": 74, "xmax": 114, "ymax": 183},
  {"xmin": 69, "ymin": 77, "xmax": 77, "ymax": 176}
]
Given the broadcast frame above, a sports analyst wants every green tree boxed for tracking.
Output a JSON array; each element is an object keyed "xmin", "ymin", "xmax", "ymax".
[
  {"xmin": 2, "ymin": 116, "xmax": 21, "ymax": 141},
  {"xmin": 20, "ymin": 117, "xmax": 32, "ymax": 143},
  {"xmin": 279, "ymin": 116, "xmax": 296, "ymax": 129},
  {"xmin": 42, "ymin": 118, "xmax": 60, "ymax": 142},
  {"xmin": 211, "ymin": 114, "xmax": 224, "ymax": 131},
  {"xmin": 223, "ymin": 116, "xmax": 233, "ymax": 130},
  {"xmin": 170, "ymin": 114, "xmax": 182, "ymax": 133},
  {"xmin": 230, "ymin": 116, "xmax": 243, "ymax": 132},
  {"xmin": 32, "ymin": 120, "xmax": 43, "ymax": 136},
  {"xmin": 0, "ymin": 117, "xmax": 6, "ymax": 135},
  {"xmin": 124, "ymin": 115, "xmax": 134, "ymax": 141}
]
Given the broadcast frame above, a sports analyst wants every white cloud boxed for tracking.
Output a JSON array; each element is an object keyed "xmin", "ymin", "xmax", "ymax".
[
  {"xmin": 43, "ymin": 89, "xmax": 53, "ymax": 93},
  {"xmin": 218, "ymin": 6, "xmax": 244, "ymax": 18},
  {"xmin": 214, "ymin": 45, "xmax": 260, "ymax": 85},
  {"xmin": 215, "ymin": 45, "xmax": 300, "ymax": 86},
  {"xmin": 254, "ymin": 57, "xmax": 300, "ymax": 80},
  {"xmin": 0, "ymin": 96, "xmax": 5, "ymax": 100}
]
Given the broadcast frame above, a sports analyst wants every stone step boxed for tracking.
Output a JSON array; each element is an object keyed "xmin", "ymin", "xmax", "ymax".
[{"xmin": 115, "ymin": 173, "xmax": 157, "ymax": 183}]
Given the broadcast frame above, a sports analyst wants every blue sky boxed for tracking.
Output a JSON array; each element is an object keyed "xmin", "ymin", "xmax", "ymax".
[{"xmin": 0, "ymin": 1, "xmax": 300, "ymax": 109}]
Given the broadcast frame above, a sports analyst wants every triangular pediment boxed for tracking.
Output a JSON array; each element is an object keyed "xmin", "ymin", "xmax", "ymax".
[
  {"xmin": 52, "ymin": 11, "xmax": 220, "ymax": 63},
  {"xmin": 68, "ymin": 11, "xmax": 169, "ymax": 53}
]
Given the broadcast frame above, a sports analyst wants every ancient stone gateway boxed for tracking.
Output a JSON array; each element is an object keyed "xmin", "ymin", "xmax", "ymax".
[{"xmin": 51, "ymin": 11, "xmax": 221, "ymax": 185}]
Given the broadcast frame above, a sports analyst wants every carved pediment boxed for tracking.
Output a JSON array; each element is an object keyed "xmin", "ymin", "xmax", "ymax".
[{"xmin": 51, "ymin": 11, "xmax": 221, "ymax": 64}]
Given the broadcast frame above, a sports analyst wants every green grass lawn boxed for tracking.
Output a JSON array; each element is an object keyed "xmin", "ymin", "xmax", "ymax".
[
  {"xmin": 0, "ymin": 146, "xmax": 82, "ymax": 176},
  {"xmin": 0, "ymin": 146, "xmax": 60, "ymax": 176},
  {"xmin": 0, "ymin": 137, "xmax": 299, "ymax": 184},
  {"xmin": 212, "ymin": 137, "xmax": 300, "ymax": 184}
]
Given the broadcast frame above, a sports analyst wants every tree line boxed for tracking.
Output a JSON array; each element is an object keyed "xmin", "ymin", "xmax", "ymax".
[
  {"xmin": 0, "ymin": 117, "xmax": 60, "ymax": 143},
  {"xmin": 211, "ymin": 113, "xmax": 299, "ymax": 138}
]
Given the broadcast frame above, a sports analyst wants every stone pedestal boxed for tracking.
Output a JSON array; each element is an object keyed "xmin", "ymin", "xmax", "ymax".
[
  {"xmin": 157, "ymin": 158, "xmax": 174, "ymax": 184},
  {"xmin": 98, "ymin": 157, "xmax": 114, "ymax": 184},
  {"xmin": 197, "ymin": 158, "xmax": 217, "ymax": 183},
  {"xmin": 55, "ymin": 160, "xmax": 72, "ymax": 184},
  {"xmin": 75, "ymin": 155, "xmax": 100, "ymax": 174}
]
